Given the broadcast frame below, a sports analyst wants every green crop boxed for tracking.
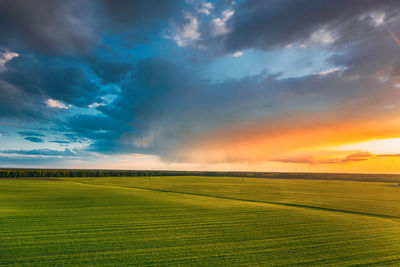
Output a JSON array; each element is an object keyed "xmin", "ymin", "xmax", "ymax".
[{"xmin": 1, "ymin": 176, "xmax": 400, "ymax": 266}]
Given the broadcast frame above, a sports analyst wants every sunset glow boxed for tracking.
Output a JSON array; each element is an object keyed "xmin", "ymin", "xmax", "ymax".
[{"xmin": 335, "ymin": 138, "xmax": 400, "ymax": 155}]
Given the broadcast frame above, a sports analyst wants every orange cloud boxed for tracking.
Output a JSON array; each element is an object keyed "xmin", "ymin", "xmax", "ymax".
[
  {"xmin": 271, "ymin": 151, "xmax": 372, "ymax": 165},
  {"xmin": 270, "ymin": 150, "xmax": 400, "ymax": 165}
]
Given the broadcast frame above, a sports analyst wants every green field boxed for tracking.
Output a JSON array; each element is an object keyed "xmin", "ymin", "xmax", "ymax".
[{"xmin": 1, "ymin": 176, "xmax": 400, "ymax": 266}]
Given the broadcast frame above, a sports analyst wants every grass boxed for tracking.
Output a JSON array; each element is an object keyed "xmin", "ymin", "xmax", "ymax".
[{"xmin": 1, "ymin": 176, "xmax": 400, "ymax": 266}]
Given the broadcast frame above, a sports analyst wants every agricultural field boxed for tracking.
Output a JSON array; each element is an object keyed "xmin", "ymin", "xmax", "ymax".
[{"xmin": 1, "ymin": 176, "xmax": 400, "ymax": 266}]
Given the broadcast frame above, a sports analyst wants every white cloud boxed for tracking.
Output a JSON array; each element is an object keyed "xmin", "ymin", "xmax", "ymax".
[
  {"xmin": 168, "ymin": 15, "xmax": 201, "ymax": 47},
  {"xmin": 88, "ymin": 102, "xmax": 104, "ymax": 108},
  {"xmin": 370, "ymin": 12, "xmax": 385, "ymax": 27},
  {"xmin": 199, "ymin": 2, "xmax": 213, "ymax": 15},
  {"xmin": 2, "ymin": 51, "xmax": 19, "ymax": 61},
  {"xmin": 232, "ymin": 51, "xmax": 243, "ymax": 57},
  {"xmin": 212, "ymin": 10, "xmax": 234, "ymax": 36},
  {"xmin": 311, "ymin": 28, "xmax": 335, "ymax": 44},
  {"xmin": 45, "ymin": 99, "xmax": 70, "ymax": 109},
  {"xmin": 0, "ymin": 51, "xmax": 19, "ymax": 70},
  {"xmin": 317, "ymin": 68, "xmax": 341, "ymax": 75}
]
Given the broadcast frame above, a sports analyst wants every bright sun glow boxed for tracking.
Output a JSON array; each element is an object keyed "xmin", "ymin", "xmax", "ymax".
[{"xmin": 334, "ymin": 138, "xmax": 400, "ymax": 154}]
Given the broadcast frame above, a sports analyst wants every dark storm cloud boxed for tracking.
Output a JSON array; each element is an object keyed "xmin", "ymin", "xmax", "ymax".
[
  {"xmin": 220, "ymin": 0, "xmax": 400, "ymax": 53},
  {"xmin": 0, "ymin": 80, "xmax": 47, "ymax": 120},
  {"xmin": 0, "ymin": 0, "xmax": 182, "ymax": 122},
  {"xmin": 0, "ymin": 0, "xmax": 182, "ymax": 54},
  {"xmin": 0, "ymin": 54, "xmax": 101, "ymax": 111},
  {"xmin": 328, "ymin": 26, "xmax": 400, "ymax": 77},
  {"xmin": 66, "ymin": 114, "xmax": 131, "ymax": 153},
  {"xmin": 66, "ymin": 55, "xmax": 393, "ymax": 158},
  {"xmin": 0, "ymin": 0, "xmax": 97, "ymax": 54},
  {"xmin": 89, "ymin": 55, "xmax": 134, "ymax": 84},
  {"xmin": 64, "ymin": 58, "xmax": 260, "ymax": 154},
  {"xmin": 99, "ymin": 0, "xmax": 181, "ymax": 30},
  {"xmin": 1, "ymin": 0, "xmax": 400, "ymax": 165}
]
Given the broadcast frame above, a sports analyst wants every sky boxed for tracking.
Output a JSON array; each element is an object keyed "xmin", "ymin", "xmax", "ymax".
[{"xmin": 1, "ymin": 0, "xmax": 400, "ymax": 173}]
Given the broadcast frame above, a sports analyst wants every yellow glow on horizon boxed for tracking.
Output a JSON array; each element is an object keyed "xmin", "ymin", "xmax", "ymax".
[{"xmin": 334, "ymin": 138, "xmax": 400, "ymax": 155}]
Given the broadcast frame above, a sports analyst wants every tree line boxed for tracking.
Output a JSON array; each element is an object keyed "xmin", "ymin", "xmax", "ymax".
[
  {"xmin": 0, "ymin": 168, "xmax": 399, "ymax": 183},
  {"xmin": 0, "ymin": 169, "xmax": 198, "ymax": 178}
]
